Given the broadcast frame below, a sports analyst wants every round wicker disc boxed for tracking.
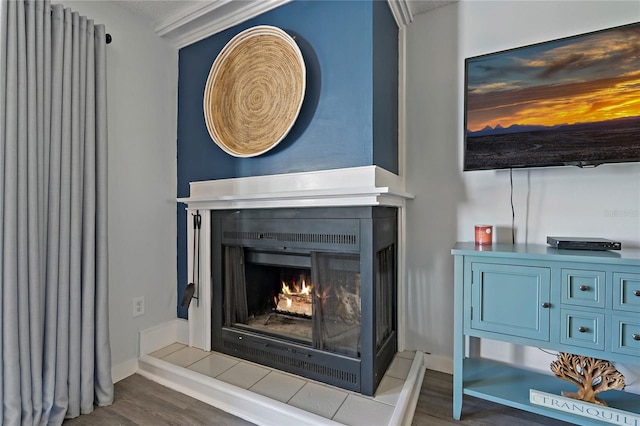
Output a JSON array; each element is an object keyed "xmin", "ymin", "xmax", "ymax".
[{"xmin": 203, "ymin": 26, "xmax": 306, "ymax": 157}]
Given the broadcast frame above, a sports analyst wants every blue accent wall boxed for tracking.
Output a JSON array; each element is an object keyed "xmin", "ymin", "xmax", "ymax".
[
  {"xmin": 177, "ymin": 0, "xmax": 398, "ymax": 318},
  {"xmin": 373, "ymin": 0, "xmax": 399, "ymax": 173}
]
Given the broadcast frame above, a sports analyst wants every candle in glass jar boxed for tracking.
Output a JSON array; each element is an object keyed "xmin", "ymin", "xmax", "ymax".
[{"xmin": 475, "ymin": 225, "xmax": 493, "ymax": 245}]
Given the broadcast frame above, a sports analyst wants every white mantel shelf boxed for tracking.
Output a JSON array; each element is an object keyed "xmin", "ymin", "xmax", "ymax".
[{"xmin": 177, "ymin": 166, "xmax": 414, "ymax": 210}]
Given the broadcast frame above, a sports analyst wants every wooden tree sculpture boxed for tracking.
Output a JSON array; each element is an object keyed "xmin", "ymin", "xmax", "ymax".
[{"xmin": 550, "ymin": 352, "xmax": 625, "ymax": 406}]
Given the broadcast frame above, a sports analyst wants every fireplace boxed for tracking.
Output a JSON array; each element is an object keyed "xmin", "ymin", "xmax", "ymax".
[{"xmin": 210, "ymin": 206, "xmax": 397, "ymax": 395}]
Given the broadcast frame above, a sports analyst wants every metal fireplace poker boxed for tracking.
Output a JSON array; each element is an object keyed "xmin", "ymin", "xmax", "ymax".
[{"xmin": 181, "ymin": 211, "xmax": 201, "ymax": 308}]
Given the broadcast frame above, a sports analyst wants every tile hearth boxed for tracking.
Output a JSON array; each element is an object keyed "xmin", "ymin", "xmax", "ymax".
[{"xmin": 138, "ymin": 343, "xmax": 423, "ymax": 426}]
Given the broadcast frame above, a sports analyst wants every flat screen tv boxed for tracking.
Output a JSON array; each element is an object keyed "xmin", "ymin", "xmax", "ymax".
[{"xmin": 464, "ymin": 21, "xmax": 640, "ymax": 171}]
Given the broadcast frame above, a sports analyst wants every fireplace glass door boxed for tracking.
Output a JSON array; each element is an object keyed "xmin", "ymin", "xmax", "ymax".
[{"xmin": 223, "ymin": 246, "xmax": 362, "ymax": 358}]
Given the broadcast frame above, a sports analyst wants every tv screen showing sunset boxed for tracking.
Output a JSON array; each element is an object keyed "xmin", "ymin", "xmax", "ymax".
[{"xmin": 464, "ymin": 22, "xmax": 640, "ymax": 170}]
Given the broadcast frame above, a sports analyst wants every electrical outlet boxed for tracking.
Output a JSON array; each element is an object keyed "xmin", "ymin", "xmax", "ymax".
[{"xmin": 133, "ymin": 296, "xmax": 145, "ymax": 317}]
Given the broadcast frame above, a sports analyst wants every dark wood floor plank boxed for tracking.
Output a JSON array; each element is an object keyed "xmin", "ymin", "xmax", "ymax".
[
  {"xmin": 117, "ymin": 373, "xmax": 195, "ymax": 411},
  {"xmin": 411, "ymin": 370, "xmax": 573, "ymax": 426},
  {"xmin": 64, "ymin": 403, "xmax": 138, "ymax": 426},
  {"xmin": 64, "ymin": 369, "xmax": 574, "ymax": 426},
  {"xmin": 63, "ymin": 374, "xmax": 255, "ymax": 426}
]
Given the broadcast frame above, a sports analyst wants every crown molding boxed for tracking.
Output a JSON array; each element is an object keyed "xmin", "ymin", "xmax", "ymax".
[
  {"xmin": 156, "ymin": 0, "xmax": 408, "ymax": 48},
  {"xmin": 155, "ymin": 0, "xmax": 292, "ymax": 49},
  {"xmin": 387, "ymin": 0, "xmax": 413, "ymax": 28}
]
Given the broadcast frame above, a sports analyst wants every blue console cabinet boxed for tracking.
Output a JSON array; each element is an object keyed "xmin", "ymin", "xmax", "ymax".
[{"xmin": 452, "ymin": 242, "xmax": 640, "ymax": 425}]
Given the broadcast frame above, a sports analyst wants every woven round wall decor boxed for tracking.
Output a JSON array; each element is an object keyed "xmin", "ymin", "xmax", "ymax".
[{"xmin": 203, "ymin": 26, "xmax": 306, "ymax": 157}]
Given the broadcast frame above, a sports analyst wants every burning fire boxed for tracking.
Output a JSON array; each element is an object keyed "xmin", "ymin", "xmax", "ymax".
[
  {"xmin": 276, "ymin": 277, "xmax": 314, "ymax": 317},
  {"xmin": 281, "ymin": 278, "xmax": 312, "ymax": 296}
]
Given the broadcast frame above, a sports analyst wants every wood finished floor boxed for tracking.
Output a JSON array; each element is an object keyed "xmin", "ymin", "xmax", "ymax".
[{"xmin": 63, "ymin": 370, "xmax": 573, "ymax": 425}]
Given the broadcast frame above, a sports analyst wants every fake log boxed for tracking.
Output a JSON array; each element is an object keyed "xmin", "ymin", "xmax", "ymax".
[
  {"xmin": 550, "ymin": 352, "xmax": 625, "ymax": 406},
  {"xmin": 276, "ymin": 293, "xmax": 312, "ymax": 318}
]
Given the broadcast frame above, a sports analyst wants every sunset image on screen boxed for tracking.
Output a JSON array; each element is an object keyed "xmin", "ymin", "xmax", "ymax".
[{"xmin": 466, "ymin": 24, "xmax": 640, "ymax": 133}]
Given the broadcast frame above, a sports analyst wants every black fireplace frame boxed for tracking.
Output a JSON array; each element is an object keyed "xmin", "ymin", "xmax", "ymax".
[{"xmin": 210, "ymin": 206, "xmax": 397, "ymax": 395}]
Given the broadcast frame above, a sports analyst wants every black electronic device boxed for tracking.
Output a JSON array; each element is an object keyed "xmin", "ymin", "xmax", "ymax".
[{"xmin": 546, "ymin": 236, "xmax": 622, "ymax": 251}]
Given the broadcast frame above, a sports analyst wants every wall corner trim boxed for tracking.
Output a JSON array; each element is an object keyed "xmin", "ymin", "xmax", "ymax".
[{"xmin": 386, "ymin": 0, "xmax": 412, "ymax": 28}]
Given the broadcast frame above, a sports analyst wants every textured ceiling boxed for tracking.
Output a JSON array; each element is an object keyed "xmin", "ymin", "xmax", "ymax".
[
  {"xmin": 407, "ymin": 0, "xmax": 457, "ymax": 16},
  {"xmin": 112, "ymin": 0, "xmax": 458, "ymax": 29},
  {"xmin": 111, "ymin": 0, "xmax": 202, "ymax": 26}
]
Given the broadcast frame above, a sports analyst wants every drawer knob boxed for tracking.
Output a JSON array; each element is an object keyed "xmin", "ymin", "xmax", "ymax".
[
  {"xmin": 578, "ymin": 326, "xmax": 588, "ymax": 333},
  {"xmin": 634, "ymin": 290, "xmax": 640, "ymax": 297},
  {"xmin": 541, "ymin": 302, "xmax": 550, "ymax": 309},
  {"xmin": 579, "ymin": 285, "xmax": 590, "ymax": 291},
  {"xmin": 633, "ymin": 334, "xmax": 640, "ymax": 341}
]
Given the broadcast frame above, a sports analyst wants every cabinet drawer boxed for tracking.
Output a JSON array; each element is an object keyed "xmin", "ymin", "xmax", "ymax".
[
  {"xmin": 470, "ymin": 263, "xmax": 550, "ymax": 341},
  {"xmin": 613, "ymin": 273, "xmax": 640, "ymax": 313},
  {"xmin": 560, "ymin": 269, "xmax": 605, "ymax": 309},
  {"xmin": 611, "ymin": 315, "xmax": 640, "ymax": 357},
  {"xmin": 560, "ymin": 309, "xmax": 604, "ymax": 350}
]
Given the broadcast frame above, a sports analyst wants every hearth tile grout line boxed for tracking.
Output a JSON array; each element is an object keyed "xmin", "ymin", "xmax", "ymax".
[
  {"xmin": 148, "ymin": 342, "xmax": 187, "ymax": 359},
  {"xmin": 139, "ymin": 344, "xmax": 424, "ymax": 425},
  {"xmin": 158, "ymin": 346, "xmax": 403, "ymax": 409},
  {"xmin": 331, "ymin": 395, "xmax": 349, "ymax": 422},
  {"xmin": 169, "ymin": 347, "xmax": 354, "ymax": 406},
  {"xmin": 137, "ymin": 354, "xmax": 344, "ymax": 425}
]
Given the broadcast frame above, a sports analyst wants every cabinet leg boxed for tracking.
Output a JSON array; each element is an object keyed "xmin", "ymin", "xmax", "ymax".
[
  {"xmin": 453, "ymin": 398, "xmax": 462, "ymax": 420},
  {"xmin": 452, "ymin": 378, "xmax": 462, "ymax": 420}
]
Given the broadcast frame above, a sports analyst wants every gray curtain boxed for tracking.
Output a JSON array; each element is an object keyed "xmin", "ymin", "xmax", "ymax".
[{"xmin": 1, "ymin": 0, "xmax": 113, "ymax": 424}]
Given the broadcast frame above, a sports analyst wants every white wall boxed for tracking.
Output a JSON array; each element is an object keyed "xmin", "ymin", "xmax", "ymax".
[
  {"xmin": 404, "ymin": 0, "xmax": 640, "ymax": 384},
  {"xmin": 58, "ymin": 1, "xmax": 178, "ymax": 380}
]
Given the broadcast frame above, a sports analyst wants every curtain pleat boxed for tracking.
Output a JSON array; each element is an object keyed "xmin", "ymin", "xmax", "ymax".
[
  {"xmin": 0, "ymin": 0, "xmax": 4, "ymax": 419},
  {"xmin": 3, "ymin": 1, "xmax": 25, "ymax": 424},
  {"xmin": 1, "ymin": 1, "xmax": 114, "ymax": 424}
]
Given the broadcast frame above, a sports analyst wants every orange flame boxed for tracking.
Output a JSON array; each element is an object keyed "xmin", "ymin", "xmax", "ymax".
[
  {"xmin": 300, "ymin": 279, "xmax": 311, "ymax": 295},
  {"xmin": 281, "ymin": 278, "xmax": 313, "ymax": 295}
]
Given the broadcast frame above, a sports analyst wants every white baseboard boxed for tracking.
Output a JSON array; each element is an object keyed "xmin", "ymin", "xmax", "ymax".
[
  {"xmin": 111, "ymin": 358, "xmax": 139, "ymax": 383},
  {"xmin": 139, "ymin": 318, "xmax": 189, "ymax": 356},
  {"xmin": 423, "ymin": 352, "xmax": 453, "ymax": 375},
  {"xmin": 111, "ymin": 318, "xmax": 189, "ymax": 383}
]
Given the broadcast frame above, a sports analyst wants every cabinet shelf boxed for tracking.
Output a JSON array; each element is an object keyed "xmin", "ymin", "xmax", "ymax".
[
  {"xmin": 463, "ymin": 358, "xmax": 640, "ymax": 424},
  {"xmin": 453, "ymin": 243, "xmax": 640, "ymax": 425}
]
